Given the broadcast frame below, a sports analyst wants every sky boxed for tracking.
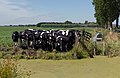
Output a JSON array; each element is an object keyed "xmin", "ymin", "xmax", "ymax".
[{"xmin": 0, "ymin": 0, "xmax": 118, "ymax": 25}]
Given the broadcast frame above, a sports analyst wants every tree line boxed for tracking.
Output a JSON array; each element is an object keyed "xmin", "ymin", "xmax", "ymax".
[
  {"xmin": 37, "ymin": 21, "xmax": 76, "ymax": 27},
  {"xmin": 93, "ymin": 0, "xmax": 120, "ymax": 29},
  {"xmin": 6, "ymin": 20, "xmax": 97, "ymax": 27},
  {"xmin": 37, "ymin": 21, "xmax": 97, "ymax": 27}
]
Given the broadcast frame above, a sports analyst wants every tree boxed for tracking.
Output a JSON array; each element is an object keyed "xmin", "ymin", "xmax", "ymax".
[
  {"xmin": 93, "ymin": 0, "xmax": 118, "ymax": 29},
  {"xmin": 64, "ymin": 20, "xmax": 72, "ymax": 24},
  {"xmin": 93, "ymin": 0, "xmax": 108, "ymax": 27},
  {"xmin": 84, "ymin": 21, "xmax": 88, "ymax": 24},
  {"xmin": 116, "ymin": 0, "xmax": 120, "ymax": 28}
]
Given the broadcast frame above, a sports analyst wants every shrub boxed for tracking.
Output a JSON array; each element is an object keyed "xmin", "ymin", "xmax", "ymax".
[
  {"xmin": 104, "ymin": 32, "xmax": 120, "ymax": 57},
  {"xmin": 0, "ymin": 59, "xmax": 19, "ymax": 78},
  {"xmin": 54, "ymin": 53, "xmax": 63, "ymax": 60},
  {"xmin": 76, "ymin": 43, "xmax": 89, "ymax": 59},
  {"xmin": 37, "ymin": 50, "xmax": 73, "ymax": 60},
  {"xmin": 13, "ymin": 54, "xmax": 26, "ymax": 60},
  {"xmin": 0, "ymin": 52, "xmax": 3, "ymax": 58},
  {"xmin": 105, "ymin": 42, "xmax": 120, "ymax": 57},
  {"xmin": 42, "ymin": 52, "xmax": 55, "ymax": 60},
  {"xmin": 0, "ymin": 59, "xmax": 31, "ymax": 78},
  {"xmin": 63, "ymin": 52, "xmax": 73, "ymax": 60}
]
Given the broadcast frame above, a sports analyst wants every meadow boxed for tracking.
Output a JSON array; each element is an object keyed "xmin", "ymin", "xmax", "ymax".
[
  {"xmin": 0, "ymin": 26, "xmax": 120, "ymax": 78},
  {"xmin": 18, "ymin": 56, "xmax": 120, "ymax": 78},
  {"xmin": 0, "ymin": 26, "xmax": 94, "ymax": 47}
]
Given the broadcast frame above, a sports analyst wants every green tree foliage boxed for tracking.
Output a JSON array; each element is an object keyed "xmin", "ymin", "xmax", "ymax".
[
  {"xmin": 116, "ymin": 0, "xmax": 120, "ymax": 28},
  {"xmin": 93, "ymin": 0, "xmax": 118, "ymax": 29},
  {"xmin": 64, "ymin": 20, "xmax": 72, "ymax": 24},
  {"xmin": 37, "ymin": 22, "xmax": 63, "ymax": 27},
  {"xmin": 40, "ymin": 24, "xmax": 81, "ymax": 28},
  {"xmin": 37, "ymin": 21, "xmax": 73, "ymax": 27},
  {"xmin": 84, "ymin": 21, "xmax": 88, "ymax": 24}
]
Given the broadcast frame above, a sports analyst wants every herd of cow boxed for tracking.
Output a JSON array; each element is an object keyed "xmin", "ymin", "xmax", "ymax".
[{"xmin": 12, "ymin": 29, "xmax": 90, "ymax": 52}]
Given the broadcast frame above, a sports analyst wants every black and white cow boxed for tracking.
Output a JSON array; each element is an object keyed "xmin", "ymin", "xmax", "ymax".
[
  {"xmin": 56, "ymin": 35, "xmax": 68, "ymax": 52},
  {"xmin": 19, "ymin": 31, "xmax": 28, "ymax": 49},
  {"xmin": 12, "ymin": 31, "xmax": 19, "ymax": 42},
  {"xmin": 54, "ymin": 30, "xmax": 76, "ymax": 52},
  {"xmin": 13, "ymin": 29, "xmax": 81, "ymax": 52},
  {"xmin": 12, "ymin": 31, "xmax": 19, "ymax": 46},
  {"xmin": 33, "ymin": 30, "xmax": 43, "ymax": 50},
  {"xmin": 40, "ymin": 30, "xmax": 53, "ymax": 51},
  {"xmin": 19, "ymin": 29, "xmax": 36, "ymax": 49},
  {"xmin": 25, "ymin": 29, "xmax": 36, "ymax": 48}
]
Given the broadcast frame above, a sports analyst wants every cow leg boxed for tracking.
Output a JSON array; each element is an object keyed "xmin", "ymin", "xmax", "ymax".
[
  {"xmin": 30, "ymin": 41, "xmax": 33, "ymax": 48},
  {"xmin": 28, "ymin": 40, "xmax": 30, "ymax": 48},
  {"xmin": 20, "ymin": 38, "xmax": 22, "ymax": 48}
]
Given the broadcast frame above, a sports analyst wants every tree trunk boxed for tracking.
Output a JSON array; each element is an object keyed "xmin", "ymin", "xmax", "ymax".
[
  {"xmin": 105, "ymin": 23, "xmax": 108, "ymax": 29},
  {"xmin": 74, "ymin": 32, "xmax": 79, "ymax": 59},
  {"xmin": 116, "ymin": 14, "xmax": 119, "ymax": 28},
  {"xmin": 108, "ymin": 21, "xmax": 112, "ymax": 31}
]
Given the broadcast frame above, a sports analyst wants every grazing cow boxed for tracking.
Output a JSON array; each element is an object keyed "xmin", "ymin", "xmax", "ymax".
[
  {"xmin": 33, "ymin": 30, "xmax": 43, "ymax": 50},
  {"xmin": 56, "ymin": 35, "xmax": 68, "ymax": 52},
  {"xmin": 49, "ymin": 30, "xmax": 59, "ymax": 49},
  {"xmin": 12, "ymin": 31, "xmax": 19, "ymax": 42},
  {"xmin": 25, "ymin": 29, "xmax": 36, "ymax": 48},
  {"xmin": 65, "ymin": 30, "xmax": 76, "ymax": 51},
  {"xmin": 19, "ymin": 31, "xmax": 28, "ymax": 49},
  {"xmin": 13, "ymin": 29, "xmax": 84, "ymax": 52},
  {"xmin": 12, "ymin": 31, "xmax": 19, "ymax": 47},
  {"xmin": 40, "ymin": 30, "xmax": 53, "ymax": 51},
  {"xmin": 54, "ymin": 30, "xmax": 70, "ymax": 52}
]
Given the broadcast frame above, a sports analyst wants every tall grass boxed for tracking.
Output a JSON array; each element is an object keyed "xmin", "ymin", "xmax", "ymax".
[
  {"xmin": 103, "ymin": 31, "xmax": 120, "ymax": 57},
  {"xmin": 0, "ymin": 59, "xmax": 20, "ymax": 78},
  {"xmin": 0, "ymin": 59, "xmax": 31, "ymax": 78}
]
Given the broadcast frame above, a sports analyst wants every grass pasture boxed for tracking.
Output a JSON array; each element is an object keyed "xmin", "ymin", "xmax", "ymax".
[
  {"xmin": 0, "ymin": 27, "xmax": 120, "ymax": 78},
  {"xmin": 0, "ymin": 26, "xmax": 94, "ymax": 47},
  {"xmin": 18, "ymin": 56, "xmax": 120, "ymax": 78},
  {"xmin": 1, "ymin": 26, "xmax": 117, "ymax": 78}
]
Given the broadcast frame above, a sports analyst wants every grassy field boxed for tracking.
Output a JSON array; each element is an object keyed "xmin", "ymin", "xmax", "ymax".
[
  {"xmin": 18, "ymin": 56, "xmax": 120, "ymax": 78},
  {"xmin": 0, "ymin": 26, "xmax": 95, "ymax": 47},
  {"xmin": 0, "ymin": 27, "xmax": 120, "ymax": 78}
]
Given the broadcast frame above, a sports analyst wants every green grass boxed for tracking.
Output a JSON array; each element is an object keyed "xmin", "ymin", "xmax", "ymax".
[{"xmin": 18, "ymin": 56, "xmax": 120, "ymax": 78}]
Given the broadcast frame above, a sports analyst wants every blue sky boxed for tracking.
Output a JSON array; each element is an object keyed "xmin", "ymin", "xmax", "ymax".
[{"xmin": 0, "ymin": 0, "xmax": 105, "ymax": 25}]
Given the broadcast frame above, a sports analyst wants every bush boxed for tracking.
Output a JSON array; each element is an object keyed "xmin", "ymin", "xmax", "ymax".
[
  {"xmin": 3, "ymin": 54, "xmax": 12, "ymax": 59},
  {"xmin": 37, "ymin": 50, "xmax": 74, "ymax": 60},
  {"xmin": 76, "ymin": 43, "xmax": 90, "ymax": 59},
  {"xmin": 13, "ymin": 54, "xmax": 26, "ymax": 60},
  {"xmin": 104, "ymin": 32, "xmax": 120, "ymax": 57},
  {"xmin": 63, "ymin": 52, "xmax": 73, "ymax": 60},
  {"xmin": 54, "ymin": 53, "xmax": 63, "ymax": 60},
  {"xmin": 42, "ymin": 52, "xmax": 55, "ymax": 60},
  {"xmin": 0, "ymin": 59, "xmax": 31, "ymax": 78},
  {"xmin": 105, "ymin": 42, "xmax": 120, "ymax": 57},
  {"xmin": 36, "ymin": 41, "xmax": 93, "ymax": 60},
  {"xmin": 0, "ymin": 52, "xmax": 3, "ymax": 58},
  {"xmin": 0, "ymin": 59, "xmax": 20, "ymax": 78}
]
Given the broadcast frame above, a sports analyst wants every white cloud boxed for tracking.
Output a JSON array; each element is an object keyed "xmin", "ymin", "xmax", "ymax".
[
  {"xmin": 14, "ymin": 14, "xmax": 67, "ymax": 24},
  {"xmin": 0, "ymin": 0, "xmax": 32, "ymax": 25},
  {"xmin": 0, "ymin": 0, "xmax": 67, "ymax": 25}
]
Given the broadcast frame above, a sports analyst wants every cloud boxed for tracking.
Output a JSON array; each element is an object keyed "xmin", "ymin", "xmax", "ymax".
[
  {"xmin": 14, "ymin": 14, "xmax": 67, "ymax": 24},
  {"xmin": 0, "ymin": 0, "xmax": 32, "ymax": 25},
  {"xmin": 0, "ymin": 0, "xmax": 67, "ymax": 25},
  {"xmin": 0, "ymin": 0, "xmax": 100, "ymax": 25},
  {"xmin": 6, "ymin": 0, "xmax": 32, "ymax": 11}
]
